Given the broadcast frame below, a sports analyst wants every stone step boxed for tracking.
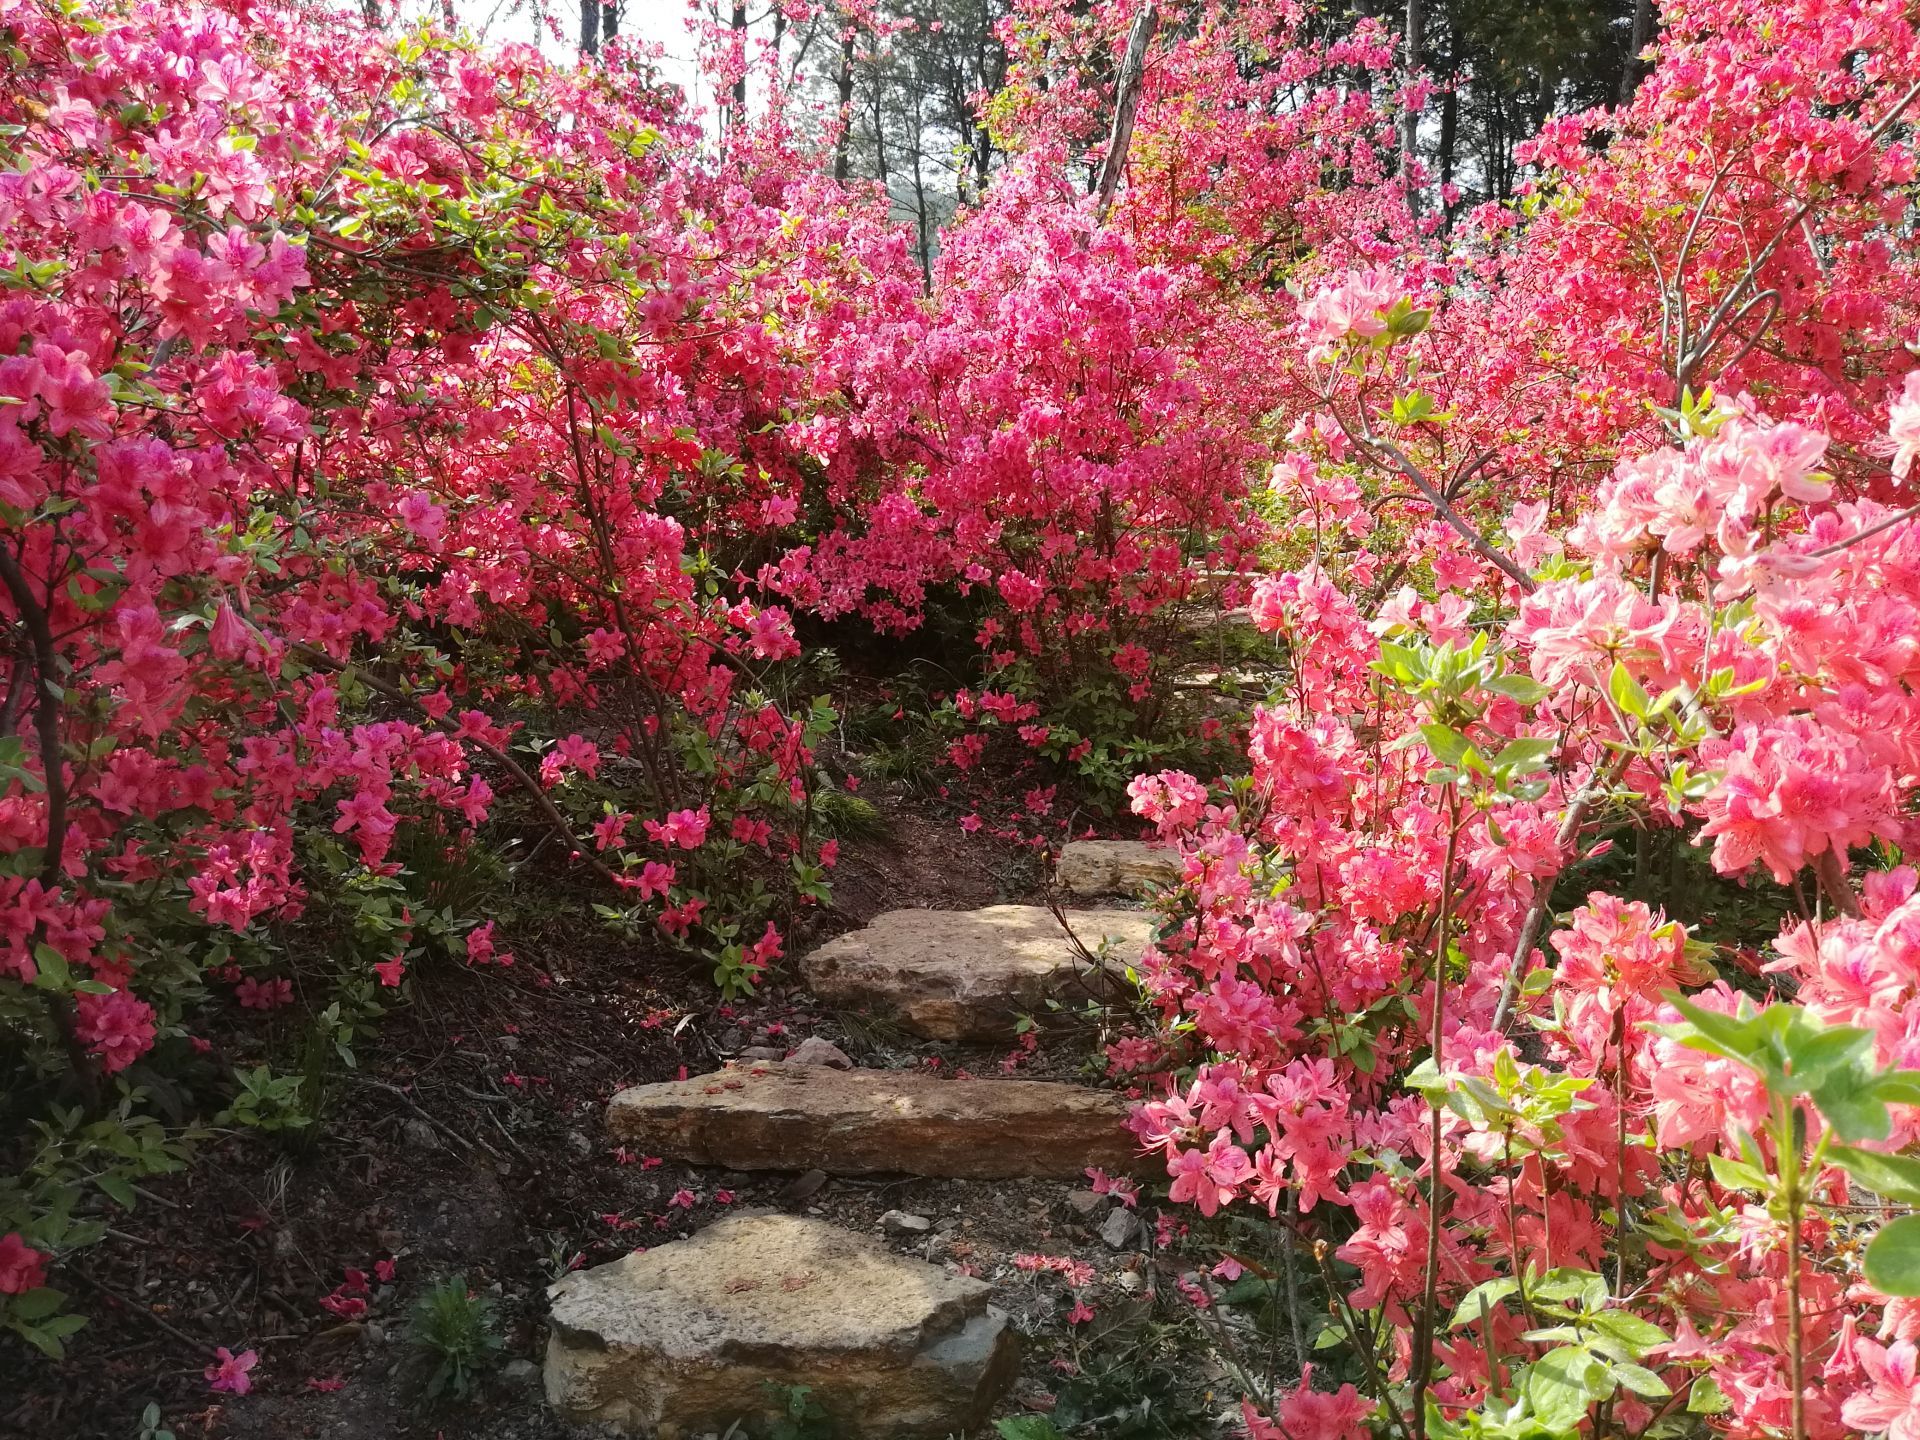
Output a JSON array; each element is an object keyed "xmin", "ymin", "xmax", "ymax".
[
  {"xmin": 1054, "ymin": 839, "xmax": 1182, "ymax": 899},
  {"xmin": 800, "ymin": 904, "xmax": 1157, "ymax": 1041},
  {"xmin": 546, "ymin": 1213, "xmax": 1017, "ymax": 1438},
  {"xmin": 607, "ymin": 1061, "xmax": 1139, "ymax": 1180}
]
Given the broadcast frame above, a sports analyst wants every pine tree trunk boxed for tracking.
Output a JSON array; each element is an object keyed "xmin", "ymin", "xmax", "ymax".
[
  {"xmin": 834, "ymin": 25, "xmax": 855, "ymax": 181},
  {"xmin": 1437, "ymin": 24, "xmax": 1458, "ymax": 209},
  {"xmin": 580, "ymin": 0, "xmax": 599, "ymax": 56},
  {"xmin": 733, "ymin": 1, "xmax": 748, "ymax": 109},
  {"xmin": 1618, "ymin": 0, "xmax": 1653, "ymax": 106},
  {"xmin": 910, "ymin": 105, "xmax": 932, "ymax": 290},
  {"xmin": 1400, "ymin": 0, "xmax": 1422, "ymax": 211}
]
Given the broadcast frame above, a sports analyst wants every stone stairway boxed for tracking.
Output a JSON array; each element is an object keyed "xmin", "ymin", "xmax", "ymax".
[
  {"xmin": 800, "ymin": 904, "xmax": 1158, "ymax": 1041},
  {"xmin": 543, "ymin": 840, "xmax": 1175, "ymax": 1439},
  {"xmin": 606, "ymin": 1062, "xmax": 1138, "ymax": 1180}
]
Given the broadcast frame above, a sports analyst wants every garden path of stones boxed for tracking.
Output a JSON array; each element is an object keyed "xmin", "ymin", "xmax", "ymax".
[{"xmin": 542, "ymin": 839, "xmax": 1181, "ymax": 1439}]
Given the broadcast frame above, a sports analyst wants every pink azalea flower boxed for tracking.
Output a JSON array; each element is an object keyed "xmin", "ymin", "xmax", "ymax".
[
  {"xmin": 1844, "ymin": 1340, "xmax": 1920, "ymax": 1440},
  {"xmin": 0, "ymin": 1233, "xmax": 48, "ymax": 1294},
  {"xmin": 205, "ymin": 1346, "xmax": 258, "ymax": 1395}
]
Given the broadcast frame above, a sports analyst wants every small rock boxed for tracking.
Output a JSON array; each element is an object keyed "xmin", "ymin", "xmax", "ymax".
[
  {"xmin": 783, "ymin": 1168, "xmax": 829, "ymax": 1204},
  {"xmin": 545, "ymin": 1214, "xmax": 1018, "ymax": 1439},
  {"xmin": 565, "ymin": 1131, "xmax": 593, "ymax": 1159},
  {"xmin": 363, "ymin": 1323, "xmax": 387, "ymax": 1346},
  {"xmin": 1054, "ymin": 840, "xmax": 1182, "ymax": 899},
  {"xmin": 502, "ymin": 1357, "xmax": 539, "ymax": 1387},
  {"xmin": 800, "ymin": 906, "xmax": 1157, "ymax": 1041},
  {"xmin": 1114, "ymin": 1269, "xmax": 1146, "ymax": 1294},
  {"xmin": 1065, "ymin": 1190, "xmax": 1105, "ymax": 1216},
  {"xmin": 498, "ymin": 1034, "xmax": 520, "ymax": 1051},
  {"xmin": 786, "ymin": 1036, "xmax": 855, "ymax": 1070},
  {"xmin": 400, "ymin": 1117, "xmax": 443, "ymax": 1151},
  {"xmin": 608, "ymin": 1064, "xmax": 1141, "ymax": 1181},
  {"xmin": 1099, "ymin": 1207, "xmax": 1142, "ymax": 1250},
  {"xmin": 740, "ymin": 1046, "xmax": 787, "ymax": 1062},
  {"xmin": 881, "ymin": 1210, "xmax": 932, "ymax": 1235}
]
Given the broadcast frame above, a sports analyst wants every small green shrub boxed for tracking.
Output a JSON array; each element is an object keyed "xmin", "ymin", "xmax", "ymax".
[{"xmin": 405, "ymin": 1273, "xmax": 503, "ymax": 1402}]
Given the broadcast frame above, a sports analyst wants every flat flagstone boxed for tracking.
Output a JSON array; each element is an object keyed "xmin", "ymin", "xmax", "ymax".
[
  {"xmin": 545, "ymin": 1213, "xmax": 1017, "ymax": 1438},
  {"xmin": 606, "ymin": 1061, "xmax": 1141, "ymax": 1180},
  {"xmin": 799, "ymin": 904, "xmax": 1157, "ymax": 1041},
  {"xmin": 1054, "ymin": 839, "xmax": 1183, "ymax": 898}
]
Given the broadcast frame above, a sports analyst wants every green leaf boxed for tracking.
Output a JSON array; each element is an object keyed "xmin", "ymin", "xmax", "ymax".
[
  {"xmin": 1869, "ymin": 1071, "xmax": 1920, "ymax": 1107},
  {"xmin": 994, "ymin": 1420, "xmax": 1068, "ymax": 1440},
  {"xmin": 1608, "ymin": 662, "xmax": 1651, "ymax": 721},
  {"xmin": 31, "ymin": 943, "xmax": 70, "ymax": 990},
  {"xmin": 1528, "ymin": 1346, "xmax": 1611, "ymax": 1430},
  {"xmin": 1663, "ymin": 992, "xmax": 1766, "ymax": 1073},
  {"xmin": 1687, "ymin": 1377, "xmax": 1731, "ymax": 1414},
  {"xmin": 1493, "ymin": 736, "xmax": 1556, "ymax": 774},
  {"xmin": 1787, "ymin": 1022, "xmax": 1875, "ymax": 1088},
  {"xmin": 1865, "ymin": 1214, "xmax": 1920, "ymax": 1296},
  {"xmin": 1588, "ymin": 1310, "xmax": 1671, "ymax": 1356},
  {"xmin": 1448, "ymin": 1277, "xmax": 1519, "ymax": 1329},
  {"xmin": 96, "ymin": 1173, "xmax": 136, "ymax": 1211},
  {"xmin": 6, "ymin": 1287, "xmax": 64, "ymax": 1322},
  {"xmin": 1529, "ymin": 1269, "xmax": 1610, "ymax": 1310},
  {"xmin": 1813, "ymin": 1080, "xmax": 1893, "ymax": 1144},
  {"xmin": 1484, "ymin": 673, "xmax": 1550, "ymax": 705},
  {"xmin": 1609, "ymin": 1361, "xmax": 1673, "ymax": 1399},
  {"xmin": 1707, "ymin": 1152, "xmax": 1769, "ymax": 1194},
  {"xmin": 1418, "ymin": 722, "xmax": 1473, "ymax": 767}
]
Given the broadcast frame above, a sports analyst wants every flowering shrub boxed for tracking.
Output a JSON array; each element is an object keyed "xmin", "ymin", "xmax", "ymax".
[
  {"xmin": 0, "ymin": 0, "xmax": 895, "ymax": 1347},
  {"xmin": 1126, "ymin": 266, "xmax": 1920, "ymax": 1440}
]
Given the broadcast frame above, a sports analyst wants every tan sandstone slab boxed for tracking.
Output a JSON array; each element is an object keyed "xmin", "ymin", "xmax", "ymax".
[
  {"xmin": 546, "ymin": 1213, "xmax": 1017, "ymax": 1438},
  {"xmin": 606, "ymin": 1061, "xmax": 1140, "ymax": 1180},
  {"xmin": 799, "ymin": 904, "xmax": 1157, "ymax": 1041},
  {"xmin": 1054, "ymin": 839, "xmax": 1183, "ymax": 899}
]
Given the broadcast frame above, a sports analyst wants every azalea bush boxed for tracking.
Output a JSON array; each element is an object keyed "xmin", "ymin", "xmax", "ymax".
[
  {"xmin": 1120, "ymin": 33, "xmax": 1920, "ymax": 1429},
  {"xmin": 0, "ymin": 0, "xmax": 890, "ymax": 1349},
  {"xmin": 1129, "ymin": 385, "xmax": 1920, "ymax": 1433}
]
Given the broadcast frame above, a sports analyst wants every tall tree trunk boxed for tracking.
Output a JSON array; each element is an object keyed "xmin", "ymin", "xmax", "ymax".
[
  {"xmin": 834, "ymin": 24, "xmax": 855, "ymax": 181},
  {"xmin": 909, "ymin": 103, "xmax": 932, "ymax": 291},
  {"xmin": 733, "ymin": 0, "xmax": 748, "ymax": 110},
  {"xmin": 1494, "ymin": 94, "xmax": 1511, "ymax": 201},
  {"xmin": 871, "ymin": 77, "xmax": 888, "ymax": 187},
  {"xmin": 1437, "ymin": 24, "xmax": 1459, "ymax": 211},
  {"xmin": 1618, "ymin": 0, "xmax": 1653, "ymax": 107},
  {"xmin": 1400, "ymin": 0, "xmax": 1422, "ymax": 212},
  {"xmin": 1094, "ymin": 4, "xmax": 1157, "ymax": 221},
  {"xmin": 580, "ymin": 0, "xmax": 599, "ymax": 56},
  {"xmin": 603, "ymin": 0, "xmax": 618, "ymax": 44}
]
